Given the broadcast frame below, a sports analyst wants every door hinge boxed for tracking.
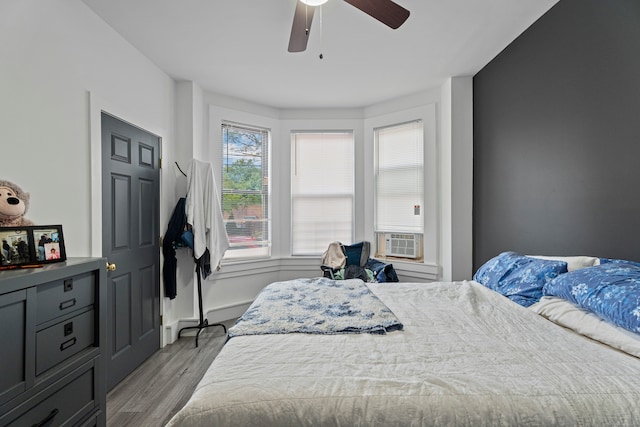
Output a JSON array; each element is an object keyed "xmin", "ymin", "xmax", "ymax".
[
  {"xmin": 159, "ymin": 158, "xmax": 162, "ymax": 169},
  {"xmin": 160, "ymin": 315, "xmax": 163, "ymax": 326}
]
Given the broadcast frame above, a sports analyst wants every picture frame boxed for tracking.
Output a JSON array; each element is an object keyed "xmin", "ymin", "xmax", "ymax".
[{"xmin": 0, "ymin": 224, "xmax": 66, "ymax": 268}]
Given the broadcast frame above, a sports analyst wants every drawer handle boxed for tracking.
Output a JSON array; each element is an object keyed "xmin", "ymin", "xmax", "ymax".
[
  {"xmin": 60, "ymin": 337, "xmax": 77, "ymax": 351},
  {"xmin": 59, "ymin": 298, "xmax": 76, "ymax": 311},
  {"xmin": 31, "ymin": 408, "xmax": 59, "ymax": 427}
]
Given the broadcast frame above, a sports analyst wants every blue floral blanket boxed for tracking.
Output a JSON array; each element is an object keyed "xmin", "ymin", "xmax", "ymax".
[{"xmin": 228, "ymin": 278, "xmax": 403, "ymax": 338}]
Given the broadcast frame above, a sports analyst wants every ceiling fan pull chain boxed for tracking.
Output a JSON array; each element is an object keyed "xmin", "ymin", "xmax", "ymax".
[{"xmin": 319, "ymin": 5, "xmax": 324, "ymax": 59}]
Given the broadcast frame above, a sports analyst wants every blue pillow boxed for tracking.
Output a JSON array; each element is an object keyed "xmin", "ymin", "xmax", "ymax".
[
  {"xmin": 473, "ymin": 251, "xmax": 568, "ymax": 307},
  {"xmin": 543, "ymin": 263, "xmax": 640, "ymax": 334},
  {"xmin": 599, "ymin": 258, "xmax": 640, "ymax": 268}
]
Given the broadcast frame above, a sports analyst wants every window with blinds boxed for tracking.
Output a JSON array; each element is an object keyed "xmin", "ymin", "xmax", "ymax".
[
  {"xmin": 221, "ymin": 122, "xmax": 270, "ymax": 259},
  {"xmin": 374, "ymin": 120, "xmax": 424, "ymax": 235},
  {"xmin": 291, "ymin": 131, "xmax": 354, "ymax": 255}
]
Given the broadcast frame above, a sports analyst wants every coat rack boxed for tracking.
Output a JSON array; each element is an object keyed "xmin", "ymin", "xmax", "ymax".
[
  {"xmin": 174, "ymin": 161, "xmax": 227, "ymax": 347},
  {"xmin": 177, "ymin": 257, "xmax": 226, "ymax": 347},
  {"xmin": 174, "ymin": 161, "xmax": 187, "ymax": 177}
]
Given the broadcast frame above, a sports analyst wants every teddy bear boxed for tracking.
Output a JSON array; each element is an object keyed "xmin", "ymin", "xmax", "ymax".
[{"xmin": 0, "ymin": 180, "xmax": 35, "ymax": 227}]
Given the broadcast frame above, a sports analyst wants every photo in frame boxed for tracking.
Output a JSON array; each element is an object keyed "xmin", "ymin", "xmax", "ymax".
[
  {"xmin": 0, "ymin": 225, "xmax": 66, "ymax": 268},
  {"xmin": 0, "ymin": 227, "xmax": 34, "ymax": 266},
  {"xmin": 32, "ymin": 225, "xmax": 66, "ymax": 263}
]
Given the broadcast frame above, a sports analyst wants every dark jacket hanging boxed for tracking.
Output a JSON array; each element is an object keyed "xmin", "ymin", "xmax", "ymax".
[{"xmin": 162, "ymin": 197, "xmax": 187, "ymax": 299}]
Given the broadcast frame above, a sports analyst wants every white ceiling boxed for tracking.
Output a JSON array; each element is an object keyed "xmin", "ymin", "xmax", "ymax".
[{"xmin": 82, "ymin": 0, "xmax": 559, "ymax": 110}]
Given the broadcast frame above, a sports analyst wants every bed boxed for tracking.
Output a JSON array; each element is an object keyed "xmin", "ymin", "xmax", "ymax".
[{"xmin": 166, "ymin": 253, "xmax": 640, "ymax": 426}]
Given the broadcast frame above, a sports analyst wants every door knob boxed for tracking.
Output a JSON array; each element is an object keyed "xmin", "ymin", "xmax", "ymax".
[{"xmin": 106, "ymin": 262, "xmax": 117, "ymax": 272}]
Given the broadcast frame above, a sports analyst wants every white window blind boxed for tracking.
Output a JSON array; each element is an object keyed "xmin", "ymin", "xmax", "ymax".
[
  {"xmin": 291, "ymin": 132, "xmax": 354, "ymax": 255},
  {"xmin": 375, "ymin": 120, "xmax": 424, "ymax": 233}
]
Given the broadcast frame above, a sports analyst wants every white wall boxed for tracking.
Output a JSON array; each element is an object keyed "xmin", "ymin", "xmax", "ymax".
[
  {"xmin": 0, "ymin": 0, "xmax": 176, "ymax": 259},
  {"xmin": 440, "ymin": 77, "xmax": 474, "ymax": 281},
  {"xmin": 0, "ymin": 0, "xmax": 188, "ymax": 347}
]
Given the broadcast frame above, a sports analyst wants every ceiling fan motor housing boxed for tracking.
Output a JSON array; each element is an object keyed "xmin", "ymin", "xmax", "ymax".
[{"xmin": 288, "ymin": 0, "xmax": 410, "ymax": 53}]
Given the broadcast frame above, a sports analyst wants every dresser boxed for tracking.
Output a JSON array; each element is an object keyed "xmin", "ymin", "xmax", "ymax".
[{"xmin": 0, "ymin": 258, "xmax": 106, "ymax": 427}]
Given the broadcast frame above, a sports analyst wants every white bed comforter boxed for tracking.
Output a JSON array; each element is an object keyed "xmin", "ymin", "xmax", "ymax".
[{"xmin": 167, "ymin": 281, "xmax": 640, "ymax": 427}]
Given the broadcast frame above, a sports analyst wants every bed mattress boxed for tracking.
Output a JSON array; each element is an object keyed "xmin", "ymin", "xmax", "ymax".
[{"xmin": 167, "ymin": 280, "xmax": 640, "ymax": 426}]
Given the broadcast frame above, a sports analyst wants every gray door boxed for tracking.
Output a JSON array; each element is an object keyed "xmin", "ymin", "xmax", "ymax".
[{"xmin": 101, "ymin": 113, "xmax": 160, "ymax": 391}]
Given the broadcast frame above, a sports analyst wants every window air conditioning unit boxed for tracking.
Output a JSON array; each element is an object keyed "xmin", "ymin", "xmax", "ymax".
[{"xmin": 385, "ymin": 233, "xmax": 419, "ymax": 259}]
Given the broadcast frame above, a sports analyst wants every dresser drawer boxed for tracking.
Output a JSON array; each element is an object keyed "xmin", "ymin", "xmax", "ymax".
[
  {"xmin": 3, "ymin": 362, "xmax": 96, "ymax": 427},
  {"xmin": 36, "ymin": 310, "xmax": 95, "ymax": 375},
  {"xmin": 36, "ymin": 272, "xmax": 95, "ymax": 325},
  {"xmin": 0, "ymin": 289, "xmax": 29, "ymax": 407}
]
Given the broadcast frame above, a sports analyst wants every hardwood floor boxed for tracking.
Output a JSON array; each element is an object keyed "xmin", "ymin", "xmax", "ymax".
[{"xmin": 106, "ymin": 320, "xmax": 234, "ymax": 426}]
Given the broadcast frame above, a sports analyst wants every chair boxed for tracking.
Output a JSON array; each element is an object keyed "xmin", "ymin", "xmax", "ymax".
[{"xmin": 321, "ymin": 241, "xmax": 370, "ymax": 279}]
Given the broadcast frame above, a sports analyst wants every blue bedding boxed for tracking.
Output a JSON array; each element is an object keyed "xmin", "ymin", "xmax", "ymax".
[
  {"xmin": 473, "ymin": 251, "xmax": 568, "ymax": 307},
  {"xmin": 228, "ymin": 277, "xmax": 403, "ymax": 338},
  {"xmin": 543, "ymin": 263, "xmax": 640, "ymax": 335}
]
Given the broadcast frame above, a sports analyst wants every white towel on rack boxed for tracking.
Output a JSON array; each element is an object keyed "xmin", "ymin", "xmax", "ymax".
[{"xmin": 186, "ymin": 159, "xmax": 230, "ymax": 269}]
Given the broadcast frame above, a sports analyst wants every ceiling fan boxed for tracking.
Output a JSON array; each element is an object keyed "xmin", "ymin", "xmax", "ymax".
[{"xmin": 288, "ymin": 0, "xmax": 410, "ymax": 53}]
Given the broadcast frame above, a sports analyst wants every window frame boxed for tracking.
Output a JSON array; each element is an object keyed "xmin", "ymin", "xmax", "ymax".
[
  {"xmin": 363, "ymin": 104, "xmax": 437, "ymax": 266},
  {"xmin": 374, "ymin": 119, "xmax": 425, "ymax": 234},
  {"xmin": 290, "ymin": 130, "xmax": 355, "ymax": 256},
  {"xmin": 220, "ymin": 121, "xmax": 271, "ymax": 260}
]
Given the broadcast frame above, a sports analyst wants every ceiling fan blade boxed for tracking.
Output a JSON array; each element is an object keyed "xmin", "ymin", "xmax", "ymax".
[
  {"xmin": 288, "ymin": 1, "xmax": 316, "ymax": 52},
  {"xmin": 342, "ymin": 0, "xmax": 410, "ymax": 29}
]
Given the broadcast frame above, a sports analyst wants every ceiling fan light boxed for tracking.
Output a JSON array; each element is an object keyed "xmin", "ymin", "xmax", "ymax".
[{"xmin": 300, "ymin": 0, "xmax": 328, "ymax": 6}]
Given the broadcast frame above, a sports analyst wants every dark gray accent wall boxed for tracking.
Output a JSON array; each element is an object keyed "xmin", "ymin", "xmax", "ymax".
[{"xmin": 473, "ymin": 0, "xmax": 640, "ymax": 269}]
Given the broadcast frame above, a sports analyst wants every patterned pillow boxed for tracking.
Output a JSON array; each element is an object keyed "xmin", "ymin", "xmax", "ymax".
[
  {"xmin": 543, "ymin": 263, "xmax": 640, "ymax": 334},
  {"xmin": 528, "ymin": 255, "xmax": 599, "ymax": 272},
  {"xmin": 473, "ymin": 251, "xmax": 568, "ymax": 307},
  {"xmin": 599, "ymin": 258, "xmax": 640, "ymax": 268}
]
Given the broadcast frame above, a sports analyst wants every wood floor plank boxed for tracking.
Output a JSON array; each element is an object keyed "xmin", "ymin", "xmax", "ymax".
[{"xmin": 106, "ymin": 320, "xmax": 233, "ymax": 426}]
